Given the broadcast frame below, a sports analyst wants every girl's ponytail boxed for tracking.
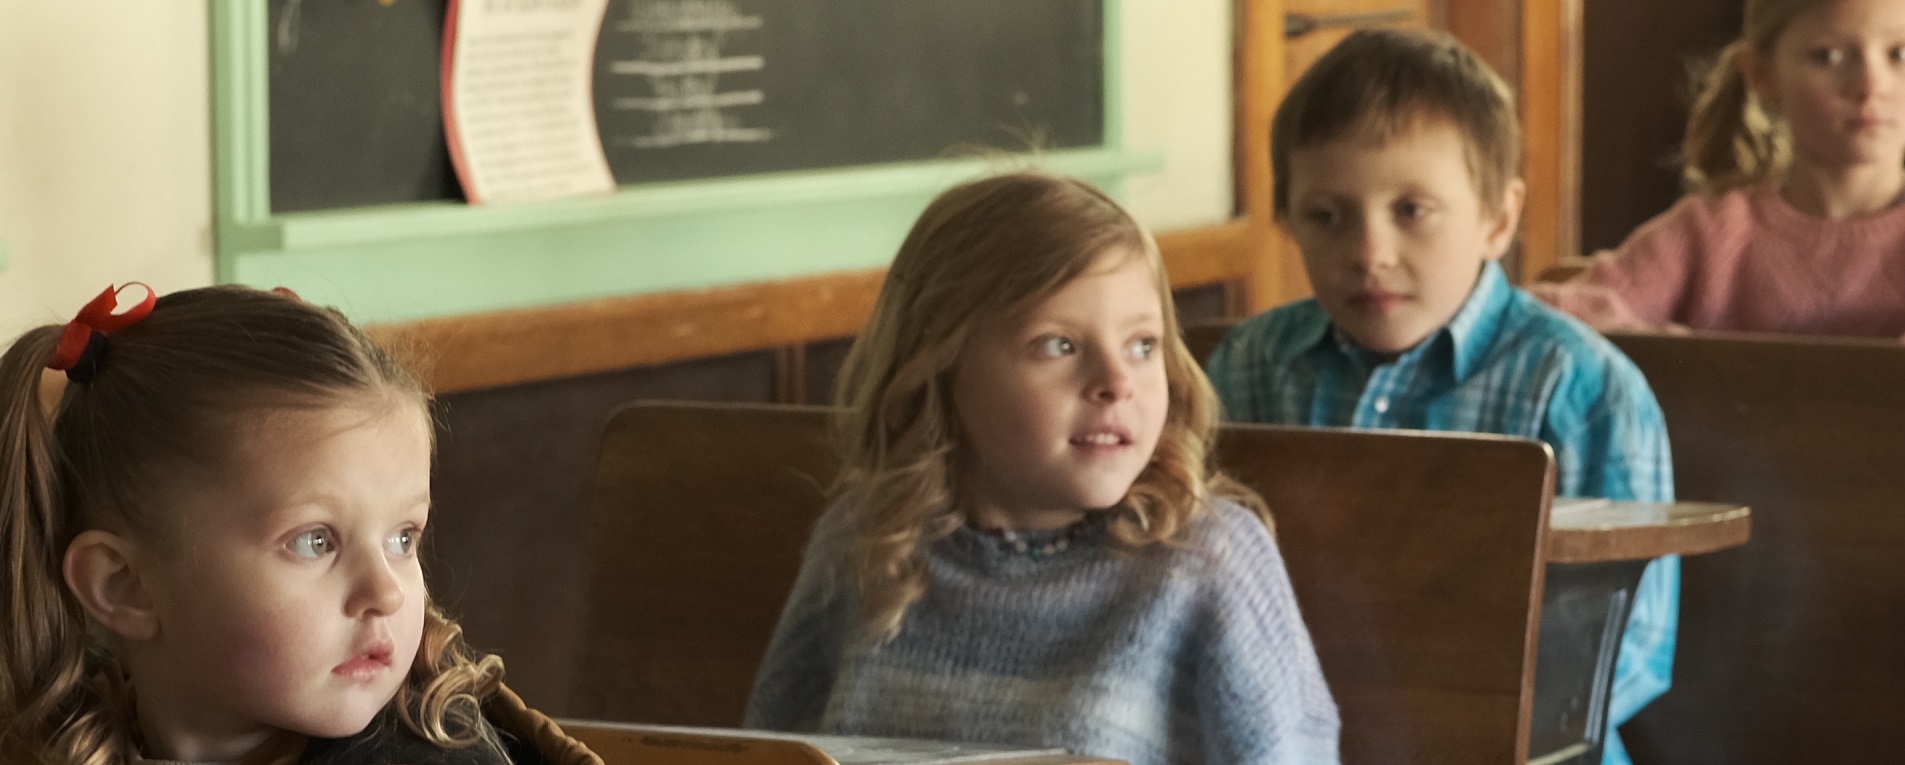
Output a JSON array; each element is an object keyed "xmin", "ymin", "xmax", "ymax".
[
  {"xmin": 1683, "ymin": 41, "xmax": 1787, "ymax": 195},
  {"xmin": 0, "ymin": 327, "xmax": 133, "ymax": 764},
  {"xmin": 1682, "ymin": 0, "xmax": 1821, "ymax": 195}
]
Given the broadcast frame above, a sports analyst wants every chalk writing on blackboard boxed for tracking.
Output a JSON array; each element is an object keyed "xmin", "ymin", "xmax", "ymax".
[
  {"xmin": 265, "ymin": 0, "xmax": 1104, "ymax": 203},
  {"xmin": 608, "ymin": 0, "xmax": 772, "ymax": 149}
]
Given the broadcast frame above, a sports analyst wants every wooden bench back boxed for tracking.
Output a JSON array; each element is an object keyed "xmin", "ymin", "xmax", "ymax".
[
  {"xmin": 1608, "ymin": 332, "xmax": 1905, "ymax": 764},
  {"xmin": 1213, "ymin": 424, "xmax": 1552, "ymax": 763},
  {"xmin": 572, "ymin": 402, "xmax": 838, "ymax": 727},
  {"xmin": 572, "ymin": 401, "xmax": 1554, "ymax": 764}
]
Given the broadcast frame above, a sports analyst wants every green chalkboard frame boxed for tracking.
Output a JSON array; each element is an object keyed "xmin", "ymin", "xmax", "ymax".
[{"xmin": 210, "ymin": 1, "xmax": 1158, "ymax": 326}]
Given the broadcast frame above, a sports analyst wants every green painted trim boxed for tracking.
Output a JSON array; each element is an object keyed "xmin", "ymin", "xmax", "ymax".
[
  {"xmin": 0, "ymin": 237, "xmax": 9, "ymax": 273},
  {"xmin": 209, "ymin": 0, "xmax": 272, "ymax": 283},
  {"xmin": 235, "ymin": 147, "xmax": 1157, "ymax": 251},
  {"xmin": 1101, "ymin": 0, "xmax": 1124, "ymax": 148},
  {"xmin": 208, "ymin": 1, "xmax": 1151, "ymax": 326},
  {"xmin": 226, "ymin": 151, "xmax": 1159, "ymax": 325}
]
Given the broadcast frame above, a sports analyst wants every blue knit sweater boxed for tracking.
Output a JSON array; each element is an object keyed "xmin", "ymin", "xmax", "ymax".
[{"xmin": 744, "ymin": 499, "xmax": 1342, "ymax": 765}]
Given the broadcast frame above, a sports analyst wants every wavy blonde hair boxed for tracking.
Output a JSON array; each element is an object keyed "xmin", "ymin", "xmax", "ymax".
[
  {"xmin": 1682, "ymin": 0, "xmax": 1820, "ymax": 194},
  {"xmin": 832, "ymin": 172, "xmax": 1268, "ymax": 641},
  {"xmin": 0, "ymin": 286, "xmax": 504, "ymax": 764}
]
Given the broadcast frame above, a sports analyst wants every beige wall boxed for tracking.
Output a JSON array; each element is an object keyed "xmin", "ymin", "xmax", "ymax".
[
  {"xmin": 0, "ymin": 2, "xmax": 215, "ymax": 341},
  {"xmin": 1122, "ymin": 0, "xmax": 1236, "ymax": 232},
  {"xmin": 0, "ymin": 1, "xmax": 1230, "ymax": 341}
]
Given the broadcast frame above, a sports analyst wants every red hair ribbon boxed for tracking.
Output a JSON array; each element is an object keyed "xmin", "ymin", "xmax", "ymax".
[{"xmin": 47, "ymin": 283, "xmax": 157, "ymax": 375}]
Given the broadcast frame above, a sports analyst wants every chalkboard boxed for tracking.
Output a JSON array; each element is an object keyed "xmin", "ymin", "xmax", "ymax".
[
  {"xmin": 268, "ymin": 0, "xmax": 461, "ymax": 213},
  {"xmin": 266, "ymin": 0, "xmax": 1105, "ymax": 214}
]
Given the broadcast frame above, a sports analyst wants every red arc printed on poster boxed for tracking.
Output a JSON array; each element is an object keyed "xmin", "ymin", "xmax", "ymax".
[{"xmin": 443, "ymin": 0, "xmax": 616, "ymax": 205}]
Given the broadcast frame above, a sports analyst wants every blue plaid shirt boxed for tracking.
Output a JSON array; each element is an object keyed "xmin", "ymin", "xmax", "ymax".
[{"xmin": 1206, "ymin": 261, "xmax": 1676, "ymax": 765}]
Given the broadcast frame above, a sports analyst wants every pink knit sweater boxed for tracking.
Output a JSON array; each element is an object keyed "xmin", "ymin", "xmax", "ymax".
[{"xmin": 1532, "ymin": 184, "xmax": 1905, "ymax": 337}]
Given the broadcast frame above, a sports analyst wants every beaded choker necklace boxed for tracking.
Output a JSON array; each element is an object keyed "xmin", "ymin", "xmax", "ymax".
[{"xmin": 970, "ymin": 512, "xmax": 1105, "ymax": 558}]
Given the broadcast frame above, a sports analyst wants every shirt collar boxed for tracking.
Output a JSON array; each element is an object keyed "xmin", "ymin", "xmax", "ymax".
[
  {"xmin": 1443, "ymin": 260, "xmax": 1512, "ymax": 380},
  {"xmin": 1303, "ymin": 260, "xmax": 1512, "ymax": 381}
]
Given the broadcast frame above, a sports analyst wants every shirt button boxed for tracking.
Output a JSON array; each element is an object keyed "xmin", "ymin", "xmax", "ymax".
[{"xmin": 1374, "ymin": 397, "xmax": 1391, "ymax": 413}]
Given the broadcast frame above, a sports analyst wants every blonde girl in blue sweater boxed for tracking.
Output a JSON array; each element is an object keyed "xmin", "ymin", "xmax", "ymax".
[{"xmin": 746, "ymin": 172, "xmax": 1341, "ymax": 765}]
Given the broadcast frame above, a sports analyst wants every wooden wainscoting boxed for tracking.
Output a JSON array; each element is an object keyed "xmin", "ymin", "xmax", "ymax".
[
  {"xmin": 1578, "ymin": 0, "xmax": 1740, "ymax": 253},
  {"xmin": 370, "ymin": 221, "xmax": 1264, "ymax": 396}
]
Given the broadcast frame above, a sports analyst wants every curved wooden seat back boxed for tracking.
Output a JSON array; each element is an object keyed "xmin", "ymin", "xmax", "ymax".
[
  {"xmin": 572, "ymin": 402, "xmax": 840, "ymax": 727},
  {"xmin": 1610, "ymin": 332, "xmax": 1905, "ymax": 764},
  {"xmin": 573, "ymin": 401, "xmax": 1554, "ymax": 764},
  {"xmin": 1216, "ymin": 424, "xmax": 1552, "ymax": 764}
]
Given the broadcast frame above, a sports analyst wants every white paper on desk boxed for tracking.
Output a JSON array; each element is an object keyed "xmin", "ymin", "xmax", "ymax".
[
  {"xmin": 615, "ymin": 723, "xmax": 1069, "ymax": 764},
  {"xmin": 798, "ymin": 733, "xmax": 1068, "ymax": 764},
  {"xmin": 444, "ymin": 0, "xmax": 616, "ymax": 204}
]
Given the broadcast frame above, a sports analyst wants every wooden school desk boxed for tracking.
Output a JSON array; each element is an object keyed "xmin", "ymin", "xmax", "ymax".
[
  {"xmin": 1529, "ymin": 499, "xmax": 1750, "ymax": 765},
  {"xmin": 1181, "ymin": 321, "xmax": 1757, "ymax": 764}
]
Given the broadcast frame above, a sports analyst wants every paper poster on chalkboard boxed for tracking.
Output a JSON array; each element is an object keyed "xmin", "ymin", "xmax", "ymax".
[
  {"xmin": 443, "ymin": 0, "xmax": 617, "ymax": 204},
  {"xmin": 267, "ymin": 0, "xmax": 1104, "ymax": 213}
]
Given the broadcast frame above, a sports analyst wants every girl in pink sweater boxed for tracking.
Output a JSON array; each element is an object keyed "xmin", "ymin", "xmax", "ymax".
[{"xmin": 1534, "ymin": 0, "xmax": 1905, "ymax": 338}]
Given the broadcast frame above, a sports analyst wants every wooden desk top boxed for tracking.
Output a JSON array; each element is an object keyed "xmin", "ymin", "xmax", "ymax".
[{"xmin": 1547, "ymin": 499, "xmax": 1751, "ymax": 564}]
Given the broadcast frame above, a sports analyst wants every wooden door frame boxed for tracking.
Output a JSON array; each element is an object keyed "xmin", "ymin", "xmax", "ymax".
[
  {"xmin": 1516, "ymin": 0, "xmax": 1583, "ymax": 280},
  {"xmin": 1440, "ymin": 0, "xmax": 1583, "ymax": 282}
]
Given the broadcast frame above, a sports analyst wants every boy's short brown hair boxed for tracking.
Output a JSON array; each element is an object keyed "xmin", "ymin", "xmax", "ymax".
[{"xmin": 1270, "ymin": 27, "xmax": 1520, "ymax": 218}]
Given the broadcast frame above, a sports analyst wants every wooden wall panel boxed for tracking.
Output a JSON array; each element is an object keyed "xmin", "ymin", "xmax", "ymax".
[
  {"xmin": 800, "ymin": 338, "xmax": 854, "ymax": 407},
  {"xmin": 426, "ymin": 350, "xmax": 779, "ymax": 712},
  {"xmin": 1579, "ymin": 0, "xmax": 1741, "ymax": 252},
  {"xmin": 371, "ymin": 269, "xmax": 885, "ymax": 396},
  {"xmin": 1234, "ymin": 0, "xmax": 1289, "ymax": 311},
  {"xmin": 1444, "ymin": 0, "xmax": 1520, "ymax": 87},
  {"xmin": 377, "ymin": 234, "xmax": 1258, "ymax": 397},
  {"xmin": 1282, "ymin": 0, "xmax": 1433, "ymax": 86}
]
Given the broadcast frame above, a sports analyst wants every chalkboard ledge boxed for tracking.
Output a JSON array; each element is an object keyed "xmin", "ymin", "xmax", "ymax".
[
  {"xmin": 219, "ymin": 148, "xmax": 1162, "ymax": 325},
  {"xmin": 228, "ymin": 148, "xmax": 1161, "ymax": 253}
]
